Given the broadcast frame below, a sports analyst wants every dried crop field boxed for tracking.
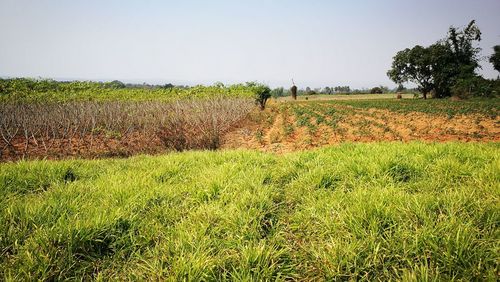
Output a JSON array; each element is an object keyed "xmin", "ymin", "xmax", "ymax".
[{"xmin": 0, "ymin": 98, "xmax": 253, "ymax": 161}]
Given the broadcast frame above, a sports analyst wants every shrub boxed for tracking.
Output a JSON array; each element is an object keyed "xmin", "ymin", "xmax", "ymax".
[
  {"xmin": 451, "ymin": 76, "xmax": 498, "ymax": 98},
  {"xmin": 370, "ymin": 87, "xmax": 383, "ymax": 94},
  {"xmin": 247, "ymin": 82, "xmax": 271, "ymax": 110}
]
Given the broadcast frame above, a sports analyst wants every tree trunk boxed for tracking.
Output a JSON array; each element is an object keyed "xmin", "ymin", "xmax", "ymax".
[
  {"xmin": 259, "ymin": 98, "xmax": 268, "ymax": 110},
  {"xmin": 423, "ymin": 92, "xmax": 427, "ymax": 99}
]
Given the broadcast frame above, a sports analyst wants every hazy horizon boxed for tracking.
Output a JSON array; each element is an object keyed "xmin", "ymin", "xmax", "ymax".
[{"xmin": 1, "ymin": 0, "xmax": 499, "ymax": 89}]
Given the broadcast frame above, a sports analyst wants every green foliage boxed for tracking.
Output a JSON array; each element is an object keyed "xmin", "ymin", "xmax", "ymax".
[
  {"xmin": 270, "ymin": 87, "xmax": 285, "ymax": 98},
  {"xmin": 108, "ymin": 80, "xmax": 126, "ymax": 89},
  {"xmin": 325, "ymin": 98, "xmax": 499, "ymax": 117},
  {"xmin": 0, "ymin": 143, "xmax": 498, "ymax": 280},
  {"xmin": 445, "ymin": 20, "xmax": 482, "ymax": 71},
  {"xmin": 304, "ymin": 87, "xmax": 317, "ymax": 95},
  {"xmin": 370, "ymin": 87, "xmax": 383, "ymax": 94},
  {"xmin": 388, "ymin": 20, "xmax": 483, "ymax": 98},
  {"xmin": 322, "ymin": 86, "xmax": 333, "ymax": 94},
  {"xmin": 387, "ymin": 45, "xmax": 436, "ymax": 98},
  {"xmin": 490, "ymin": 45, "xmax": 500, "ymax": 73},
  {"xmin": 246, "ymin": 82, "xmax": 271, "ymax": 110},
  {"xmin": 0, "ymin": 78, "xmax": 256, "ymax": 102},
  {"xmin": 451, "ymin": 76, "xmax": 500, "ymax": 98},
  {"xmin": 334, "ymin": 86, "xmax": 351, "ymax": 93}
]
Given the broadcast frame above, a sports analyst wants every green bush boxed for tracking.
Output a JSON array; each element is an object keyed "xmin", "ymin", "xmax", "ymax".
[
  {"xmin": 370, "ymin": 87, "xmax": 383, "ymax": 94},
  {"xmin": 451, "ymin": 76, "xmax": 499, "ymax": 98},
  {"xmin": 246, "ymin": 82, "xmax": 271, "ymax": 110}
]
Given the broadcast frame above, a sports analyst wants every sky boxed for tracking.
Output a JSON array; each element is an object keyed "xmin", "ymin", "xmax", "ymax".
[{"xmin": 1, "ymin": 0, "xmax": 499, "ymax": 89}]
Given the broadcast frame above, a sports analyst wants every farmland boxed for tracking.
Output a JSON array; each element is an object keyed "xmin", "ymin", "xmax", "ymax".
[
  {"xmin": 2, "ymin": 0, "xmax": 500, "ymax": 280},
  {"xmin": 0, "ymin": 80, "xmax": 258, "ymax": 161},
  {"xmin": 223, "ymin": 98, "xmax": 500, "ymax": 153},
  {"xmin": 0, "ymin": 99, "xmax": 253, "ymax": 161},
  {"xmin": 279, "ymin": 93, "xmax": 415, "ymax": 101},
  {"xmin": 1, "ymin": 80, "xmax": 499, "ymax": 281},
  {"xmin": 0, "ymin": 79, "xmax": 255, "ymax": 103},
  {"xmin": 3, "ymin": 83, "xmax": 498, "ymax": 161},
  {"xmin": 1, "ymin": 142, "xmax": 499, "ymax": 280}
]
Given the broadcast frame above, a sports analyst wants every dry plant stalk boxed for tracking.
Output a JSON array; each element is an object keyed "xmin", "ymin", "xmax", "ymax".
[{"xmin": 0, "ymin": 98, "xmax": 253, "ymax": 157}]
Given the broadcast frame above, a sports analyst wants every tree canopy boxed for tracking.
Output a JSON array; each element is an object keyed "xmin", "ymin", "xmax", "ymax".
[
  {"xmin": 387, "ymin": 20, "xmax": 483, "ymax": 98},
  {"xmin": 490, "ymin": 45, "xmax": 500, "ymax": 73},
  {"xmin": 387, "ymin": 45, "xmax": 435, "ymax": 99}
]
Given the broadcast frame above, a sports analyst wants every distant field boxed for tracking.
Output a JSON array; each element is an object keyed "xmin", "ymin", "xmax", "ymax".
[
  {"xmin": 1, "ymin": 142, "xmax": 498, "ymax": 280},
  {"xmin": 223, "ymin": 98, "xmax": 500, "ymax": 153},
  {"xmin": 2, "ymin": 96, "xmax": 498, "ymax": 161},
  {"xmin": 332, "ymin": 98, "xmax": 500, "ymax": 117},
  {"xmin": 0, "ymin": 83, "xmax": 255, "ymax": 102},
  {"xmin": 278, "ymin": 93, "xmax": 415, "ymax": 101}
]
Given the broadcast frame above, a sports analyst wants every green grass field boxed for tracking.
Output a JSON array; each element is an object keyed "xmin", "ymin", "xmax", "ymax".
[
  {"xmin": 277, "ymin": 96, "xmax": 500, "ymax": 118},
  {"xmin": 330, "ymin": 98, "xmax": 500, "ymax": 117},
  {"xmin": 1, "ymin": 142, "xmax": 499, "ymax": 280},
  {"xmin": 278, "ymin": 93, "xmax": 415, "ymax": 101}
]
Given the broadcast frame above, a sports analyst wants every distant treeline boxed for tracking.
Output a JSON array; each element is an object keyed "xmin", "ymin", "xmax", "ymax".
[
  {"xmin": 269, "ymin": 85, "xmax": 419, "ymax": 98},
  {"xmin": 0, "ymin": 78, "xmax": 189, "ymax": 93}
]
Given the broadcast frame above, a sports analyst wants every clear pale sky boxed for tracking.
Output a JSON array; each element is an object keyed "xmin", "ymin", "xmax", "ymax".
[{"xmin": 1, "ymin": 0, "xmax": 499, "ymax": 88}]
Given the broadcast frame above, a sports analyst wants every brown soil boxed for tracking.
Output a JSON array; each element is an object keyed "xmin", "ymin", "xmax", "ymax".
[
  {"xmin": 220, "ymin": 103, "xmax": 500, "ymax": 153},
  {"xmin": 0, "ymin": 132, "xmax": 169, "ymax": 162}
]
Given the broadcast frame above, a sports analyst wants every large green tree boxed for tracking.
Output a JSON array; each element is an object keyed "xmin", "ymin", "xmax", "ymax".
[
  {"xmin": 388, "ymin": 20, "xmax": 482, "ymax": 98},
  {"xmin": 387, "ymin": 45, "xmax": 435, "ymax": 99}
]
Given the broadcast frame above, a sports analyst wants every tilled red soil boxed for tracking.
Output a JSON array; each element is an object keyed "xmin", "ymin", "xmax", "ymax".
[{"xmin": 221, "ymin": 105, "xmax": 500, "ymax": 154}]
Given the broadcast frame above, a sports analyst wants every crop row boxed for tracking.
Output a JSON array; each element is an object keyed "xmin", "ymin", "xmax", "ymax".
[{"xmin": 278, "ymin": 100, "xmax": 498, "ymax": 144}]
